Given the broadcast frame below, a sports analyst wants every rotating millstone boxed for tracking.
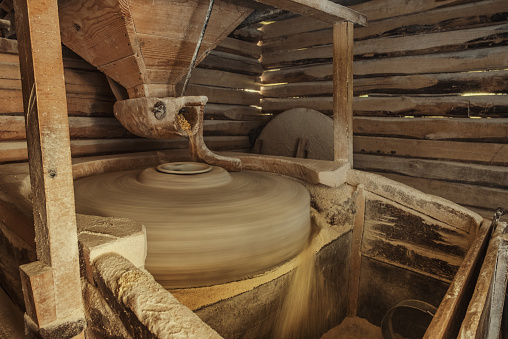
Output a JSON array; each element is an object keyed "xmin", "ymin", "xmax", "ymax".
[{"xmin": 74, "ymin": 163, "xmax": 311, "ymax": 288}]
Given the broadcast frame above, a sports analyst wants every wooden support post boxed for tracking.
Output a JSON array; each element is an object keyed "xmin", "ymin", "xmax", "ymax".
[
  {"xmin": 347, "ymin": 184, "xmax": 365, "ymax": 316},
  {"xmin": 333, "ymin": 21, "xmax": 354, "ymax": 166},
  {"xmin": 13, "ymin": 0, "xmax": 85, "ymax": 336}
]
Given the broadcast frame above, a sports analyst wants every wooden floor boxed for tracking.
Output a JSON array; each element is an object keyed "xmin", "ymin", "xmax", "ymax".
[{"xmin": 0, "ymin": 286, "xmax": 25, "ymax": 339}]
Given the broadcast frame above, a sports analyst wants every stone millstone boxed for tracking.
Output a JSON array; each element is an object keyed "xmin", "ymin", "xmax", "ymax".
[{"xmin": 74, "ymin": 163, "xmax": 311, "ymax": 288}]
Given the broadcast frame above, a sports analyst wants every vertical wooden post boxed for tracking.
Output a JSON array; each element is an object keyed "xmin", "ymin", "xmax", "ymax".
[
  {"xmin": 333, "ymin": 21, "xmax": 354, "ymax": 166},
  {"xmin": 347, "ymin": 184, "xmax": 365, "ymax": 317},
  {"xmin": 14, "ymin": 0, "xmax": 85, "ymax": 336}
]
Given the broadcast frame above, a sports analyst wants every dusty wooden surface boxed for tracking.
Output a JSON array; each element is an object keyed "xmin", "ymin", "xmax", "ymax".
[
  {"xmin": 333, "ymin": 21, "xmax": 354, "ymax": 165},
  {"xmin": 458, "ymin": 222, "xmax": 508, "ymax": 338},
  {"xmin": 14, "ymin": 0, "xmax": 84, "ymax": 329},
  {"xmin": 346, "ymin": 169, "xmax": 482, "ymax": 232},
  {"xmin": 363, "ymin": 192, "xmax": 469, "ymax": 282},
  {"xmin": 58, "ymin": 0, "xmax": 252, "ymax": 96},
  {"xmin": 424, "ymin": 219, "xmax": 492, "ymax": 339},
  {"xmin": 253, "ymin": 0, "xmax": 366, "ymax": 25},
  {"xmin": 347, "ymin": 184, "xmax": 365, "ymax": 317}
]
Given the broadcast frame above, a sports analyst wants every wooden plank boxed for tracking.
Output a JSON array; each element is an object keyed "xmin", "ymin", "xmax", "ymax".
[
  {"xmin": 215, "ymin": 37, "xmax": 261, "ymax": 59},
  {"xmin": 252, "ymin": 0, "xmax": 366, "ymax": 25},
  {"xmin": 354, "ymin": 95, "xmax": 508, "ymax": 117},
  {"xmin": 333, "ymin": 21, "xmax": 353, "ymax": 164},
  {"xmin": 262, "ymin": 24, "xmax": 508, "ymax": 67},
  {"xmin": 354, "ymin": 117, "xmax": 508, "ymax": 142},
  {"xmin": 376, "ymin": 172, "xmax": 508, "ymax": 211},
  {"xmin": 354, "ymin": 154, "xmax": 508, "ymax": 189},
  {"xmin": 58, "ymin": 0, "xmax": 146, "ymax": 89},
  {"xmin": 198, "ymin": 50, "xmax": 264, "ymax": 75},
  {"xmin": 362, "ymin": 192, "xmax": 470, "ymax": 281},
  {"xmin": 262, "ymin": 26, "xmax": 332, "ymax": 54},
  {"xmin": 262, "ymin": 70, "xmax": 508, "ymax": 97},
  {"xmin": 354, "ymin": 136, "xmax": 508, "ymax": 165},
  {"xmin": 0, "ymin": 61, "xmax": 20, "ymax": 79},
  {"xmin": 346, "ymin": 169, "xmax": 483, "ymax": 232},
  {"xmin": 0, "ymin": 137, "xmax": 251, "ymax": 163},
  {"xmin": 230, "ymin": 24, "xmax": 262, "ymax": 43},
  {"xmin": 262, "ymin": 47, "xmax": 508, "ymax": 82},
  {"xmin": 204, "ymin": 104, "xmax": 266, "ymax": 120},
  {"xmin": 354, "ymin": 0, "xmax": 508, "ymax": 40},
  {"xmin": 65, "ymin": 95, "xmax": 114, "ymax": 117},
  {"xmin": 363, "ymin": 192, "xmax": 468, "ymax": 282},
  {"xmin": 347, "ymin": 184, "xmax": 365, "ymax": 317},
  {"xmin": 261, "ymin": 16, "xmax": 330, "ymax": 40},
  {"xmin": 356, "ymin": 46, "xmax": 508, "ymax": 76},
  {"xmin": 350, "ymin": 0, "xmax": 471, "ymax": 22},
  {"xmin": 185, "ymin": 84, "xmax": 261, "ymax": 106},
  {"xmin": 458, "ymin": 229, "xmax": 508, "ymax": 338},
  {"xmin": 203, "ymin": 120, "xmax": 264, "ymax": 136},
  {"xmin": 262, "ymin": 81, "xmax": 333, "ymax": 98},
  {"xmin": 262, "ymin": 0, "xmax": 507, "ymax": 41},
  {"xmin": 0, "ymin": 52, "xmax": 18, "ymax": 63},
  {"xmin": 353, "ymin": 70, "xmax": 508, "ymax": 96},
  {"xmin": 130, "ymin": 0, "xmax": 251, "ymax": 76},
  {"xmin": 14, "ymin": 0, "xmax": 84, "ymax": 328},
  {"xmin": 0, "ymin": 91, "xmax": 114, "ymax": 116},
  {"xmin": 188, "ymin": 68, "xmax": 260, "ymax": 90},
  {"xmin": 0, "ymin": 37, "xmax": 16, "ymax": 54},
  {"xmin": 0, "ymin": 116, "xmax": 132, "ymax": 140},
  {"xmin": 262, "ymin": 95, "xmax": 508, "ymax": 117},
  {"xmin": 424, "ymin": 220, "xmax": 492, "ymax": 339},
  {"xmin": 262, "ymin": 0, "xmax": 508, "ymax": 49}
]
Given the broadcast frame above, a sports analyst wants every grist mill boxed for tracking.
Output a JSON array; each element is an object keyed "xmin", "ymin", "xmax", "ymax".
[{"xmin": 0, "ymin": 0, "xmax": 507, "ymax": 338}]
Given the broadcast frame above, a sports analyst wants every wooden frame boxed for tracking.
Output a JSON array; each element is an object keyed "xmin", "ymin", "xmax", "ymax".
[{"xmin": 13, "ymin": 0, "xmax": 85, "ymax": 335}]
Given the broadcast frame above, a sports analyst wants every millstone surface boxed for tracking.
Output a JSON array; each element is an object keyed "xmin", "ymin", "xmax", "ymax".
[{"xmin": 74, "ymin": 164, "xmax": 311, "ymax": 288}]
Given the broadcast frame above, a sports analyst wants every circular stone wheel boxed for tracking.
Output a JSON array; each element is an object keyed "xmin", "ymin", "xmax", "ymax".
[
  {"xmin": 74, "ymin": 165, "xmax": 311, "ymax": 288},
  {"xmin": 256, "ymin": 108, "xmax": 333, "ymax": 160}
]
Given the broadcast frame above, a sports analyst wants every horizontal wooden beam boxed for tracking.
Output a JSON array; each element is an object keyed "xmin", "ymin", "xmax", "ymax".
[
  {"xmin": 261, "ymin": 47, "xmax": 508, "ymax": 81},
  {"xmin": 0, "ymin": 136, "xmax": 251, "ymax": 163},
  {"xmin": 261, "ymin": 70, "xmax": 508, "ymax": 97},
  {"xmin": 354, "ymin": 117, "xmax": 508, "ymax": 142},
  {"xmin": 354, "ymin": 154, "xmax": 508, "ymax": 189},
  {"xmin": 375, "ymin": 172, "xmax": 508, "ymax": 211},
  {"xmin": 253, "ymin": 0, "xmax": 366, "ymax": 25},
  {"xmin": 354, "ymin": 136, "xmax": 508, "ymax": 165},
  {"xmin": 261, "ymin": 24, "xmax": 508, "ymax": 67},
  {"xmin": 261, "ymin": 95, "xmax": 508, "ymax": 118}
]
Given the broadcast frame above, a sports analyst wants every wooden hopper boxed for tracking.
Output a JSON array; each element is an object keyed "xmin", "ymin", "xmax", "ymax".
[{"xmin": 58, "ymin": 0, "xmax": 253, "ymax": 99}]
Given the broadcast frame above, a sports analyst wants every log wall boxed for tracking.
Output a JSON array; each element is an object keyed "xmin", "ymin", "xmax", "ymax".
[
  {"xmin": 260, "ymin": 0, "xmax": 508, "ymax": 217},
  {"xmin": 0, "ymin": 23, "xmax": 263, "ymax": 164}
]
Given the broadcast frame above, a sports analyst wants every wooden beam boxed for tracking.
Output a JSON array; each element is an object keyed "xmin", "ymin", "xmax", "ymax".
[
  {"xmin": 354, "ymin": 154, "xmax": 508, "ymax": 189},
  {"xmin": 333, "ymin": 21, "xmax": 354, "ymax": 165},
  {"xmin": 365, "ymin": 115, "xmax": 503, "ymax": 143},
  {"xmin": 253, "ymin": 0, "xmax": 366, "ymax": 26},
  {"xmin": 347, "ymin": 184, "xmax": 365, "ymax": 316},
  {"xmin": 376, "ymin": 172, "xmax": 508, "ymax": 211},
  {"xmin": 354, "ymin": 136, "xmax": 508, "ymax": 165},
  {"xmin": 13, "ymin": 0, "xmax": 84, "ymax": 334},
  {"xmin": 424, "ymin": 220, "xmax": 492, "ymax": 339}
]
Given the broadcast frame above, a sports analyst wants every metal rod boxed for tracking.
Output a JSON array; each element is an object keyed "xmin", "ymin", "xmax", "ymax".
[
  {"xmin": 180, "ymin": 0, "xmax": 214, "ymax": 96},
  {"xmin": 491, "ymin": 207, "xmax": 506, "ymax": 229}
]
